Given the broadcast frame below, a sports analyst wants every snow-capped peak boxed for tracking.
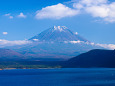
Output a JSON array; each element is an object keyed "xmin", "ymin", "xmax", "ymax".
[
  {"xmin": 29, "ymin": 26, "xmax": 88, "ymax": 42},
  {"xmin": 53, "ymin": 26, "xmax": 67, "ymax": 32}
]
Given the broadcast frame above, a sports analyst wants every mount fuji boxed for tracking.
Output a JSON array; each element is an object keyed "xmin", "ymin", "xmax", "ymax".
[
  {"xmin": 29, "ymin": 26, "xmax": 88, "ymax": 42},
  {"xmin": 9, "ymin": 26, "xmax": 103, "ymax": 61}
]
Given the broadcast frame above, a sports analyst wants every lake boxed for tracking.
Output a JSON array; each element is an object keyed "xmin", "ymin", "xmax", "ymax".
[{"xmin": 0, "ymin": 68, "xmax": 115, "ymax": 86}]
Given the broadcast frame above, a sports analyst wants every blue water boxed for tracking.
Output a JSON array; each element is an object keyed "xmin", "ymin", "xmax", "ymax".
[{"xmin": 0, "ymin": 68, "xmax": 115, "ymax": 86}]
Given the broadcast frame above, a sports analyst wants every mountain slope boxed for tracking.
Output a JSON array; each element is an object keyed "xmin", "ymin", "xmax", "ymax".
[
  {"xmin": 8, "ymin": 26, "xmax": 103, "ymax": 61},
  {"xmin": 29, "ymin": 26, "xmax": 88, "ymax": 42},
  {"xmin": 13, "ymin": 41, "xmax": 102, "ymax": 61},
  {"xmin": 65, "ymin": 49, "xmax": 115, "ymax": 68},
  {"xmin": 0, "ymin": 49, "xmax": 25, "ymax": 60}
]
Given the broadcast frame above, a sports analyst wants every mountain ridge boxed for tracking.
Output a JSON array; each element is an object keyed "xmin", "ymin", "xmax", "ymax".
[
  {"xmin": 0, "ymin": 48, "xmax": 25, "ymax": 60},
  {"xmin": 65, "ymin": 49, "xmax": 115, "ymax": 68},
  {"xmin": 29, "ymin": 26, "xmax": 89, "ymax": 42}
]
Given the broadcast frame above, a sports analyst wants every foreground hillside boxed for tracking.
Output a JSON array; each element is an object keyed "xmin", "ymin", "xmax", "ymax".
[{"xmin": 65, "ymin": 49, "xmax": 115, "ymax": 68}]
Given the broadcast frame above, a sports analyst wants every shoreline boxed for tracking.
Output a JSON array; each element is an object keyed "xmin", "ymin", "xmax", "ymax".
[
  {"xmin": 0, "ymin": 67, "xmax": 115, "ymax": 70},
  {"xmin": 0, "ymin": 68, "xmax": 59, "ymax": 70}
]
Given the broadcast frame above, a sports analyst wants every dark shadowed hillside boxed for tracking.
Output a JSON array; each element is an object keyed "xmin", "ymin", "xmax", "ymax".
[{"xmin": 65, "ymin": 49, "xmax": 115, "ymax": 68}]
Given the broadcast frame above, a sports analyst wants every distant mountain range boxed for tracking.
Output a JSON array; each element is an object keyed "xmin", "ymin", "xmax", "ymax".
[
  {"xmin": 0, "ymin": 49, "xmax": 115, "ymax": 68},
  {"xmin": 0, "ymin": 49, "xmax": 24, "ymax": 60},
  {"xmin": 3, "ymin": 26, "xmax": 103, "ymax": 61},
  {"xmin": 65, "ymin": 49, "xmax": 115, "ymax": 68}
]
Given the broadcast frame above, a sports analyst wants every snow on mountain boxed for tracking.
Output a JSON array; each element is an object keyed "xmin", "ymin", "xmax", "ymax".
[{"xmin": 29, "ymin": 26, "xmax": 88, "ymax": 42}]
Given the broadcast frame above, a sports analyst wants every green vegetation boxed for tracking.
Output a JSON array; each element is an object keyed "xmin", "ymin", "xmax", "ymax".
[{"xmin": 0, "ymin": 61, "xmax": 62, "ymax": 70}]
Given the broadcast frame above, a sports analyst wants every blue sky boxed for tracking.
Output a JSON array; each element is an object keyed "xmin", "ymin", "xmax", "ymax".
[{"xmin": 0, "ymin": 0, "xmax": 115, "ymax": 49}]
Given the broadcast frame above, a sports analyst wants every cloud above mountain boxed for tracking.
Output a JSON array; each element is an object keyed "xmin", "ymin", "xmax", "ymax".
[
  {"xmin": 35, "ymin": 3, "xmax": 79, "ymax": 19},
  {"xmin": 96, "ymin": 43, "xmax": 115, "ymax": 50},
  {"xmin": 35, "ymin": 0, "xmax": 115, "ymax": 22},
  {"xmin": 70, "ymin": 41, "xmax": 115, "ymax": 50},
  {"xmin": 17, "ymin": 13, "xmax": 26, "ymax": 18},
  {"xmin": 0, "ymin": 39, "xmax": 32, "ymax": 47},
  {"xmin": 4, "ymin": 13, "xmax": 13, "ymax": 19},
  {"xmin": 0, "ymin": 38, "xmax": 114, "ymax": 50},
  {"xmin": 73, "ymin": 0, "xmax": 115, "ymax": 22},
  {"xmin": 2, "ymin": 32, "xmax": 8, "ymax": 35}
]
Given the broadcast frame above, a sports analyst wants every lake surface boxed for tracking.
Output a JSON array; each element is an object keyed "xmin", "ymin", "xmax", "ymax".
[{"xmin": 0, "ymin": 68, "xmax": 115, "ymax": 86}]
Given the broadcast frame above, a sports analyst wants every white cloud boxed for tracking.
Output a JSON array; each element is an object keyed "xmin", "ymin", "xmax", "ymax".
[
  {"xmin": 3, "ymin": 32, "xmax": 8, "ymax": 35},
  {"xmin": 0, "ymin": 39, "xmax": 32, "ymax": 47},
  {"xmin": 72, "ymin": 0, "xmax": 115, "ymax": 22},
  {"xmin": 85, "ymin": 42, "xmax": 115, "ymax": 50},
  {"xmin": 4, "ymin": 13, "xmax": 13, "ymax": 19},
  {"xmin": 73, "ymin": 3, "xmax": 84, "ymax": 9},
  {"xmin": 70, "ymin": 40, "xmax": 84, "ymax": 44},
  {"xmin": 79, "ymin": 0, "xmax": 107, "ymax": 6},
  {"xmin": 85, "ymin": 5, "xmax": 109, "ymax": 18},
  {"xmin": 0, "ymin": 38, "xmax": 114, "ymax": 50},
  {"xmin": 63, "ymin": 40, "xmax": 115, "ymax": 50},
  {"xmin": 75, "ymin": 32, "xmax": 78, "ymax": 35},
  {"xmin": 34, "ymin": 0, "xmax": 115, "ymax": 22},
  {"xmin": 36, "ymin": 3, "xmax": 79, "ymax": 19},
  {"xmin": 96, "ymin": 43, "xmax": 115, "ymax": 50},
  {"xmin": 69, "ymin": 41, "xmax": 95, "ymax": 45},
  {"xmin": 17, "ymin": 13, "xmax": 26, "ymax": 18},
  {"xmin": 33, "ymin": 39, "xmax": 39, "ymax": 41}
]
